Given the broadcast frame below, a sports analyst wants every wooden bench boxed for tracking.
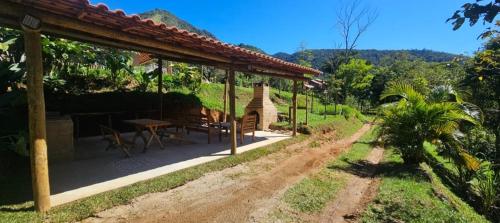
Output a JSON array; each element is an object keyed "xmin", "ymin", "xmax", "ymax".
[
  {"xmin": 183, "ymin": 113, "xmax": 220, "ymax": 144},
  {"xmin": 165, "ymin": 108, "xmax": 226, "ymax": 144}
]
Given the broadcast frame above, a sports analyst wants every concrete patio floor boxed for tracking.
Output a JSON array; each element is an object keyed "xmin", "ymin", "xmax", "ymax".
[{"xmin": 48, "ymin": 129, "xmax": 291, "ymax": 206}]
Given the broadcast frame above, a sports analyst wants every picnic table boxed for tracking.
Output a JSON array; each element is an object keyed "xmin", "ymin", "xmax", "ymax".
[{"xmin": 123, "ymin": 119, "xmax": 173, "ymax": 152}]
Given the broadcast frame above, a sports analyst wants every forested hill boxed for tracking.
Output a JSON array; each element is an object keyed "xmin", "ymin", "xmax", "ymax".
[
  {"xmin": 139, "ymin": 9, "xmax": 217, "ymax": 39},
  {"xmin": 273, "ymin": 49, "xmax": 463, "ymax": 68}
]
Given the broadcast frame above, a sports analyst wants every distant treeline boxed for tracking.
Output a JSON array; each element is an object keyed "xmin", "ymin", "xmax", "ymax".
[{"xmin": 273, "ymin": 49, "xmax": 466, "ymax": 68}]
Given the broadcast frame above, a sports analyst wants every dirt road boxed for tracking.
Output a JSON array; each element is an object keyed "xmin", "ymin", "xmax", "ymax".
[
  {"xmin": 82, "ymin": 124, "xmax": 372, "ymax": 223},
  {"xmin": 319, "ymin": 146, "xmax": 384, "ymax": 223}
]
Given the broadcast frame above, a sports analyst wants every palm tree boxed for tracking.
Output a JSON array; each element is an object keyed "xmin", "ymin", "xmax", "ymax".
[{"xmin": 378, "ymin": 83, "xmax": 480, "ymax": 169}]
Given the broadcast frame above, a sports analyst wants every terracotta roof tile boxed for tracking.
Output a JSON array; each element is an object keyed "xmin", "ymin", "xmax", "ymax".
[{"xmin": 12, "ymin": 0, "xmax": 322, "ymax": 76}]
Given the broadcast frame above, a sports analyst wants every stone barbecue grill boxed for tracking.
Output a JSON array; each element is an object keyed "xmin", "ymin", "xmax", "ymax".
[{"xmin": 245, "ymin": 83, "xmax": 278, "ymax": 130}]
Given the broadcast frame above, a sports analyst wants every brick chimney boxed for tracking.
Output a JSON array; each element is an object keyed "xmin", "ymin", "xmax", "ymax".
[{"xmin": 245, "ymin": 83, "xmax": 278, "ymax": 130}]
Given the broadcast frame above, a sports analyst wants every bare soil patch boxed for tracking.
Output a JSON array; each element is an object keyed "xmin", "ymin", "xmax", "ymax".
[{"xmin": 81, "ymin": 124, "xmax": 372, "ymax": 223}]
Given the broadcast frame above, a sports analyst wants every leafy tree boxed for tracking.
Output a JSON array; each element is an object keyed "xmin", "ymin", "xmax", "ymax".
[
  {"xmin": 133, "ymin": 69, "xmax": 156, "ymax": 92},
  {"xmin": 325, "ymin": 74, "xmax": 343, "ymax": 113},
  {"xmin": 463, "ymin": 36, "xmax": 500, "ymax": 163},
  {"xmin": 369, "ymin": 53, "xmax": 467, "ymax": 106},
  {"xmin": 42, "ymin": 38, "xmax": 90, "ymax": 77},
  {"xmin": 296, "ymin": 43, "xmax": 314, "ymax": 68},
  {"xmin": 102, "ymin": 48, "xmax": 133, "ymax": 85},
  {"xmin": 448, "ymin": 0, "xmax": 499, "ymax": 39},
  {"xmin": 379, "ymin": 83, "xmax": 480, "ymax": 167},
  {"xmin": 171, "ymin": 63, "xmax": 202, "ymax": 93},
  {"xmin": 335, "ymin": 59, "xmax": 374, "ymax": 106},
  {"xmin": 0, "ymin": 28, "xmax": 24, "ymax": 94}
]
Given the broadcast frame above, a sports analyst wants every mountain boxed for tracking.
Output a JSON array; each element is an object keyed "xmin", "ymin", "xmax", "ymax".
[
  {"xmin": 139, "ymin": 9, "xmax": 217, "ymax": 39},
  {"xmin": 139, "ymin": 8, "xmax": 267, "ymax": 54},
  {"xmin": 236, "ymin": 43, "xmax": 267, "ymax": 54},
  {"xmin": 273, "ymin": 49, "xmax": 464, "ymax": 69}
]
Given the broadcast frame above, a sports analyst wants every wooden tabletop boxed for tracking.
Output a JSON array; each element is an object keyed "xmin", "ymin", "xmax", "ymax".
[{"xmin": 123, "ymin": 119, "xmax": 172, "ymax": 128}]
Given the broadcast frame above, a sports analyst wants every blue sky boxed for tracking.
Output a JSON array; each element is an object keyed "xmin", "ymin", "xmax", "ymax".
[{"xmin": 91, "ymin": 0, "xmax": 489, "ymax": 55}]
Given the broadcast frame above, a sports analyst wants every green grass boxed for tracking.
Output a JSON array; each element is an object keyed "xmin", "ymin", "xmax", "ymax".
[
  {"xmin": 189, "ymin": 83, "xmax": 323, "ymax": 117},
  {"xmin": 420, "ymin": 163, "xmax": 489, "ymax": 223},
  {"xmin": 192, "ymin": 82, "xmax": 367, "ymax": 136},
  {"xmin": 188, "ymin": 83, "xmax": 365, "ymax": 123},
  {"xmin": 360, "ymin": 149, "xmax": 489, "ymax": 223},
  {"xmin": 424, "ymin": 142, "xmax": 458, "ymax": 176},
  {"xmin": 0, "ymin": 114, "xmax": 365, "ymax": 223},
  {"xmin": 282, "ymin": 127, "xmax": 378, "ymax": 214}
]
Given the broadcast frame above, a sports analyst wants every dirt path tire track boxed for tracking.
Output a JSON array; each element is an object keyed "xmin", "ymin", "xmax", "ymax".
[
  {"xmin": 83, "ymin": 124, "xmax": 372, "ymax": 223},
  {"xmin": 318, "ymin": 146, "xmax": 384, "ymax": 223}
]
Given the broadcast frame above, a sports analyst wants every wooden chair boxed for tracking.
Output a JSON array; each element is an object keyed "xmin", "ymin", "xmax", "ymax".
[
  {"xmin": 239, "ymin": 114, "xmax": 257, "ymax": 144},
  {"xmin": 99, "ymin": 125, "xmax": 132, "ymax": 157}
]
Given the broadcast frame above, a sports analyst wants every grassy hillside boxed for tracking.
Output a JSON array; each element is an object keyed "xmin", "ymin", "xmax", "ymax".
[
  {"xmin": 176, "ymin": 83, "xmax": 365, "ymax": 128},
  {"xmin": 139, "ymin": 9, "xmax": 216, "ymax": 39},
  {"xmin": 361, "ymin": 149, "xmax": 489, "ymax": 223}
]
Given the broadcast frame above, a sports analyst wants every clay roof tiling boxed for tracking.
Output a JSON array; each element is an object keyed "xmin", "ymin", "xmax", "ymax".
[{"xmin": 15, "ymin": 0, "xmax": 322, "ymax": 76}]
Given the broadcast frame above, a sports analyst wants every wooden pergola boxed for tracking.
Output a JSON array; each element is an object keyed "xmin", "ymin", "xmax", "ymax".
[{"xmin": 0, "ymin": 0, "xmax": 322, "ymax": 212}]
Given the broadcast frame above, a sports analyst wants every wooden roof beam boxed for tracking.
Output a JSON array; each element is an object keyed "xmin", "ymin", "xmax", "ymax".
[{"xmin": 0, "ymin": 1, "xmax": 232, "ymax": 64}]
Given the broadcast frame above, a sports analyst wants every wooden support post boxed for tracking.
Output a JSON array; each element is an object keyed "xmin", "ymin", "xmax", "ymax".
[
  {"xmin": 229, "ymin": 68, "xmax": 237, "ymax": 155},
  {"xmin": 305, "ymin": 88, "xmax": 308, "ymax": 125},
  {"xmin": 24, "ymin": 27, "xmax": 51, "ymax": 212},
  {"xmin": 324, "ymin": 95, "xmax": 327, "ymax": 120},
  {"xmin": 292, "ymin": 80, "xmax": 298, "ymax": 136},
  {"xmin": 157, "ymin": 58, "xmax": 163, "ymax": 119},
  {"xmin": 222, "ymin": 70, "xmax": 228, "ymax": 122},
  {"xmin": 311, "ymin": 92, "xmax": 314, "ymax": 113}
]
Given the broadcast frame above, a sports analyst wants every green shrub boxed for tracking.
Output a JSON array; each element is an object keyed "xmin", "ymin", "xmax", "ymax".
[
  {"xmin": 463, "ymin": 126, "xmax": 497, "ymax": 163},
  {"xmin": 470, "ymin": 162, "xmax": 499, "ymax": 215},
  {"xmin": 378, "ymin": 83, "xmax": 479, "ymax": 166},
  {"xmin": 319, "ymin": 104, "xmax": 366, "ymax": 121},
  {"xmin": 341, "ymin": 105, "xmax": 361, "ymax": 120},
  {"xmin": 297, "ymin": 124, "xmax": 312, "ymax": 135}
]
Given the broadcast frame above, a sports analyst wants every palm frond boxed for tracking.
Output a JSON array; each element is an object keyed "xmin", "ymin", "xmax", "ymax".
[
  {"xmin": 380, "ymin": 82, "xmax": 425, "ymax": 103},
  {"xmin": 428, "ymin": 85, "xmax": 463, "ymax": 103},
  {"xmin": 459, "ymin": 150, "xmax": 481, "ymax": 171}
]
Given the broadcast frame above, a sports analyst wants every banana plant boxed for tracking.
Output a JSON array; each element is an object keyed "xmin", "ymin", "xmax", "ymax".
[{"xmin": 133, "ymin": 69, "xmax": 156, "ymax": 92}]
